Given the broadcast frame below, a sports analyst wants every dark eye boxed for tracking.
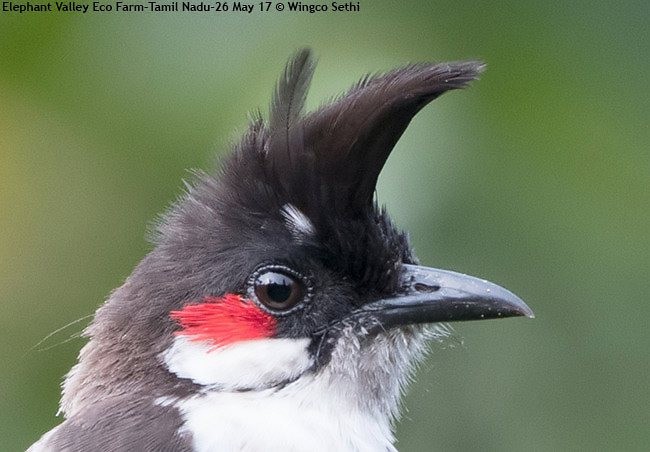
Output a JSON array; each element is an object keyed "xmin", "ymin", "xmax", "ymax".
[{"xmin": 253, "ymin": 270, "xmax": 305, "ymax": 311}]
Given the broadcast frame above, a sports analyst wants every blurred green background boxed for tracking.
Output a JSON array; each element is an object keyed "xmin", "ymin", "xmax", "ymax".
[{"xmin": 1, "ymin": 1, "xmax": 648, "ymax": 450}]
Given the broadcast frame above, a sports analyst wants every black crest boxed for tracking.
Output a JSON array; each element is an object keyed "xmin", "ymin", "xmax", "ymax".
[{"xmin": 246, "ymin": 48, "xmax": 484, "ymax": 226}]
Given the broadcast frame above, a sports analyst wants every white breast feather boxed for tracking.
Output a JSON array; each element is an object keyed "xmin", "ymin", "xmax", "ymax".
[{"xmin": 162, "ymin": 375, "xmax": 396, "ymax": 452}]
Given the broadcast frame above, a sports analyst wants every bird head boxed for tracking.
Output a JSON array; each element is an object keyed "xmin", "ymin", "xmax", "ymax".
[{"xmin": 59, "ymin": 49, "xmax": 532, "ymax": 424}]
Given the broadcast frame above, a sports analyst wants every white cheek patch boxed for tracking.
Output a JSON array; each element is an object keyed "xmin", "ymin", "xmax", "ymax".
[
  {"xmin": 162, "ymin": 336, "xmax": 313, "ymax": 390},
  {"xmin": 281, "ymin": 203, "xmax": 315, "ymax": 240}
]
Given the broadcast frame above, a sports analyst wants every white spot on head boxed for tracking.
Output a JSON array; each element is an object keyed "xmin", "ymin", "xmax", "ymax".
[
  {"xmin": 281, "ymin": 203, "xmax": 315, "ymax": 241},
  {"xmin": 162, "ymin": 336, "xmax": 313, "ymax": 390}
]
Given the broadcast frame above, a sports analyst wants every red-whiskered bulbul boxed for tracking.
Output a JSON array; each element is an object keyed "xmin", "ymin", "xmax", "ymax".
[{"xmin": 29, "ymin": 49, "xmax": 533, "ymax": 452}]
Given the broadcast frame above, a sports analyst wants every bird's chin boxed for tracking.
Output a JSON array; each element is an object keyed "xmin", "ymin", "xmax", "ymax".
[{"xmin": 311, "ymin": 321, "xmax": 449, "ymax": 419}]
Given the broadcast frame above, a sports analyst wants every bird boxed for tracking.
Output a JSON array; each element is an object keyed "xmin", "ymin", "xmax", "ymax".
[{"xmin": 29, "ymin": 48, "xmax": 533, "ymax": 452}]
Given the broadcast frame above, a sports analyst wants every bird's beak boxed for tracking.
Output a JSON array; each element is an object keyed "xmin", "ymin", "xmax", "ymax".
[{"xmin": 364, "ymin": 264, "xmax": 534, "ymax": 328}]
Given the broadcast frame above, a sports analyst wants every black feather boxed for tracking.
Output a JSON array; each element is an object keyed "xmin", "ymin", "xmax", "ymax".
[
  {"xmin": 268, "ymin": 48, "xmax": 314, "ymax": 147},
  {"xmin": 302, "ymin": 60, "xmax": 486, "ymax": 213},
  {"xmin": 267, "ymin": 48, "xmax": 316, "ymax": 203}
]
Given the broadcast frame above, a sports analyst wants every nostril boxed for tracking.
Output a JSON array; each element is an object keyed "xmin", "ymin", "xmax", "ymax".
[{"xmin": 414, "ymin": 283, "xmax": 440, "ymax": 293}]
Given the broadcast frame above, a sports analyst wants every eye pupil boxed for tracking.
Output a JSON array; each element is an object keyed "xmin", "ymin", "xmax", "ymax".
[
  {"xmin": 253, "ymin": 270, "xmax": 305, "ymax": 311},
  {"xmin": 266, "ymin": 282, "xmax": 292, "ymax": 303}
]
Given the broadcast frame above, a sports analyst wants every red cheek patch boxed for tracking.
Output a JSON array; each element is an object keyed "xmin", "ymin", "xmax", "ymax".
[{"xmin": 170, "ymin": 294, "xmax": 276, "ymax": 347}]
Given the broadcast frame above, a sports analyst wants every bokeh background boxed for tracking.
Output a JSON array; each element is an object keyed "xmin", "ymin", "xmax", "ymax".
[{"xmin": 1, "ymin": 1, "xmax": 648, "ymax": 450}]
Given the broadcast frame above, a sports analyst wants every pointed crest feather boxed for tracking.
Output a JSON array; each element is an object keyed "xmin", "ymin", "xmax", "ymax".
[
  {"xmin": 267, "ymin": 48, "xmax": 316, "ymax": 204},
  {"xmin": 302, "ymin": 60, "xmax": 485, "ymax": 211},
  {"xmin": 269, "ymin": 48, "xmax": 315, "ymax": 139}
]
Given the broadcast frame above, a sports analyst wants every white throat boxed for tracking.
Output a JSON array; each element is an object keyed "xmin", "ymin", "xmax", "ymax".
[{"xmin": 161, "ymin": 326, "xmax": 443, "ymax": 451}]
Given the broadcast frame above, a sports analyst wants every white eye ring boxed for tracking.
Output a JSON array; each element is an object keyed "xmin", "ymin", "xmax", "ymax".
[{"xmin": 248, "ymin": 265, "xmax": 311, "ymax": 315}]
